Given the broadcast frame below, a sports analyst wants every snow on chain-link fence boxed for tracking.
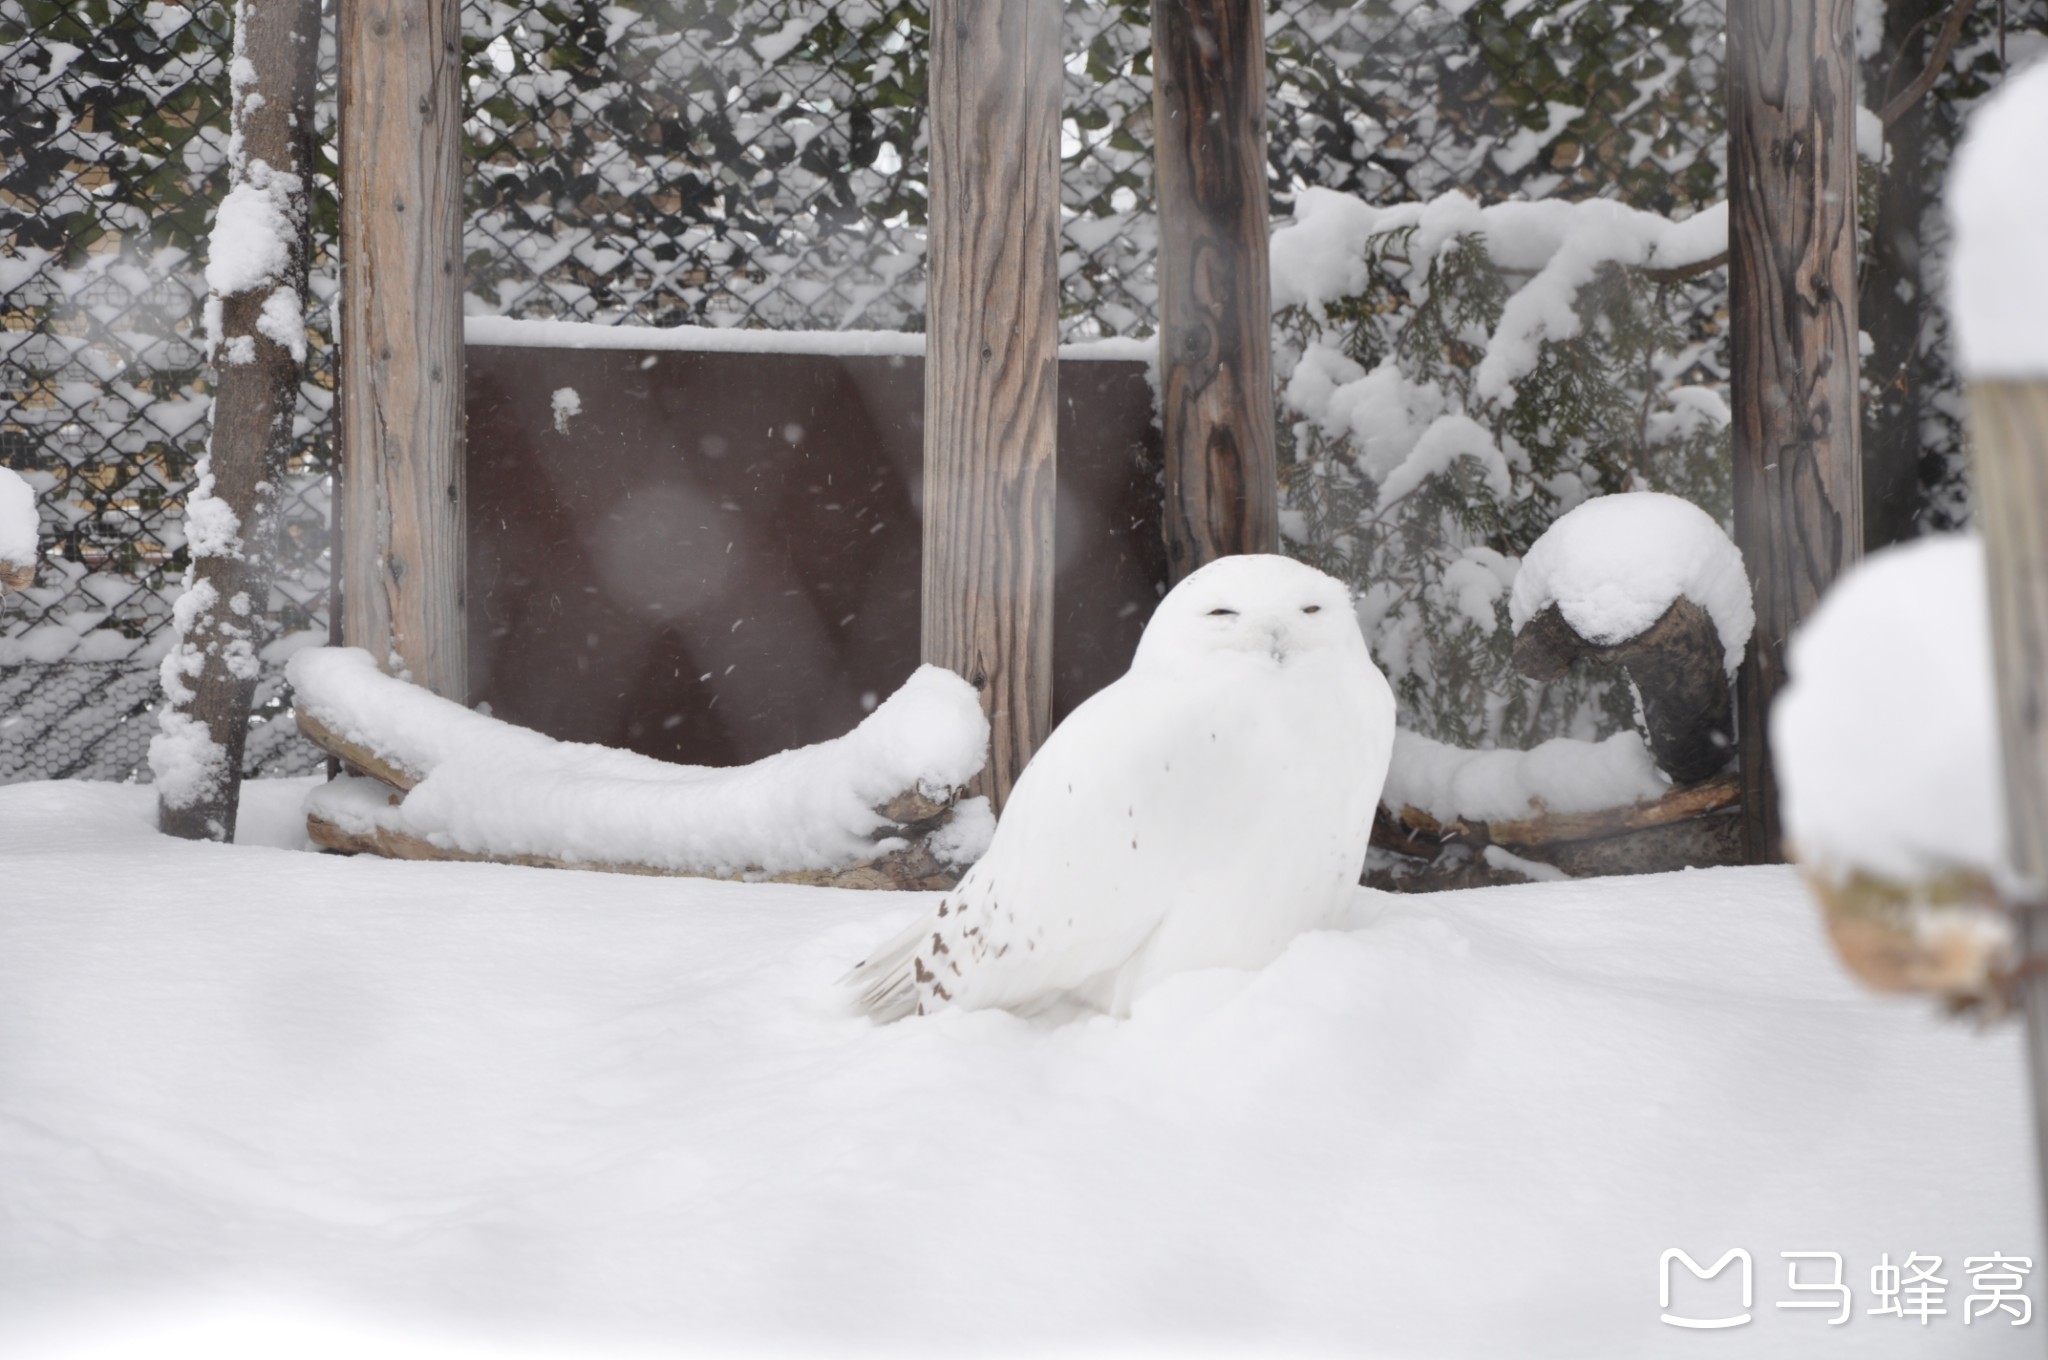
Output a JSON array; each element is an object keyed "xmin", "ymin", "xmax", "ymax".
[{"xmin": 1, "ymin": 0, "xmax": 1728, "ymax": 784}]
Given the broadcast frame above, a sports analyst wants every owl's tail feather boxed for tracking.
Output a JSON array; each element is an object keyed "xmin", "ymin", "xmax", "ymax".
[{"xmin": 841, "ymin": 915, "xmax": 929, "ymax": 1023}]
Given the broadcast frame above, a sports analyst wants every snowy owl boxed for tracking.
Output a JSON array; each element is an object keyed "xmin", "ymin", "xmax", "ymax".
[{"xmin": 847, "ymin": 553, "xmax": 1395, "ymax": 1021}]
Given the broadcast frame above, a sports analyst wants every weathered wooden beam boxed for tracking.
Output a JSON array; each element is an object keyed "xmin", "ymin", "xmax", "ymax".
[
  {"xmin": 1152, "ymin": 0, "xmax": 1278, "ymax": 581},
  {"xmin": 0, "ymin": 562, "xmax": 30, "ymax": 593},
  {"xmin": 1972, "ymin": 375, "xmax": 2048, "ymax": 1210},
  {"xmin": 338, "ymin": 0, "xmax": 466, "ymax": 698},
  {"xmin": 1727, "ymin": 0, "xmax": 1863, "ymax": 862},
  {"xmin": 1514, "ymin": 598, "xmax": 1734, "ymax": 785},
  {"xmin": 921, "ymin": 0, "xmax": 1062, "ymax": 812}
]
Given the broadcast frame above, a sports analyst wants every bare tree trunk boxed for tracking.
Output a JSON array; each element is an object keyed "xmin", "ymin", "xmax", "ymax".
[
  {"xmin": 1153, "ymin": 0, "xmax": 1279, "ymax": 582},
  {"xmin": 152, "ymin": 0, "xmax": 321, "ymax": 841},
  {"xmin": 920, "ymin": 0, "xmax": 1062, "ymax": 812}
]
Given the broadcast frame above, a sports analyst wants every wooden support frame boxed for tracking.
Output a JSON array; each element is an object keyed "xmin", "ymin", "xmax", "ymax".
[
  {"xmin": 1972, "ymin": 377, "xmax": 2048, "ymax": 1228},
  {"xmin": 1727, "ymin": 0, "xmax": 1863, "ymax": 862},
  {"xmin": 921, "ymin": 0, "xmax": 1063, "ymax": 812},
  {"xmin": 1152, "ymin": 0, "xmax": 1279, "ymax": 581},
  {"xmin": 338, "ymin": 0, "xmax": 467, "ymax": 698}
]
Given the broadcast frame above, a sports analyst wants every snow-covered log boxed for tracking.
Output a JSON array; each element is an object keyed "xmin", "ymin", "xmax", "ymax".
[
  {"xmin": 150, "ymin": 0, "xmax": 320, "ymax": 843},
  {"xmin": 0, "ymin": 465, "xmax": 34, "ymax": 593},
  {"xmin": 289, "ymin": 647, "xmax": 993, "ymax": 888}
]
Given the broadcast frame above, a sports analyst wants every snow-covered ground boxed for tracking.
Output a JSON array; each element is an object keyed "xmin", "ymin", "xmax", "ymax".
[{"xmin": 1, "ymin": 779, "xmax": 2036, "ymax": 1359}]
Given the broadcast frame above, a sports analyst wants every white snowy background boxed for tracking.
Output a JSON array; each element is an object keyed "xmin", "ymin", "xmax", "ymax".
[{"xmin": 0, "ymin": 777, "xmax": 2034, "ymax": 1358}]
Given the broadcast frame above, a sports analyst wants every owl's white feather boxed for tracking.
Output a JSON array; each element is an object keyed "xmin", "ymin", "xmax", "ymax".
[{"xmin": 846, "ymin": 554, "xmax": 1395, "ymax": 1021}]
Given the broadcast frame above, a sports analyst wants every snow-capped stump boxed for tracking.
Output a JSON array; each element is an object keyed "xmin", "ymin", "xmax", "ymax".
[
  {"xmin": 1370, "ymin": 493, "xmax": 1753, "ymax": 888},
  {"xmin": 288, "ymin": 647, "xmax": 992, "ymax": 888},
  {"xmin": 0, "ymin": 465, "xmax": 36, "ymax": 593},
  {"xmin": 1509, "ymin": 492, "xmax": 1752, "ymax": 785},
  {"xmin": 1773, "ymin": 536, "xmax": 2013, "ymax": 1008}
]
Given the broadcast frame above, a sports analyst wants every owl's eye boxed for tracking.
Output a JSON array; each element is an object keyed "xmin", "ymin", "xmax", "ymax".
[
  {"xmin": 1302, "ymin": 605, "xmax": 1322, "ymax": 615},
  {"xmin": 1206, "ymin": 608, "xmax": 1237, "ymax": 617}
]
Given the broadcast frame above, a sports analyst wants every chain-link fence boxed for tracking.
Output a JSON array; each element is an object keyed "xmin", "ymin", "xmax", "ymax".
[{"xmin": 8, "ymin": 0, "xmax": 1734, "ymax": 784}]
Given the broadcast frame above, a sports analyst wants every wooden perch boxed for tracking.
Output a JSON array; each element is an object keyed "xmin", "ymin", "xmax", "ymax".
[
  {"xmin": 1376, "ymin": 771, "xmax": 1741, "ymax": 855},
  {"xmin": 0, "ymin": 561, "xmax": 30, "ymax": 593},
  {"xmin": 1514, "ymin": 598, "xmax": 1733, "ymax": 785},
  {"xmin": 1369, "ymin": 773, "xmax": 1742, "ymax": 888},
  {"xmin": 302, "ymin": 805, "xmax": 962, "ymax": 891}
]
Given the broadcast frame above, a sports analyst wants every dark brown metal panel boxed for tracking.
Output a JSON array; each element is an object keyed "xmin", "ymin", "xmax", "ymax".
[{"xmin": 464, "ymin": 345, "xmax": 1164, "ymax": 768}]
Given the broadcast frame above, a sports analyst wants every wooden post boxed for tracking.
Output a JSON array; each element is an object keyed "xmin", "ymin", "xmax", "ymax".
[
  {"xmin": 1152, "ymin": 0, "xmax": 1278, "ymax": 581},
  {"xmin": 1726, "ymin": 0, "xmax": 1862, "ymax": 862},
  {"xmin": 338, "ymin": 0, "xmax": 466, "ymax": 698},
  {"xmin": 1972, "ymin": 378, "xmax": 2048, "ymax": 1244},
  {"xmin": 921, "ymin": 0, "xmax": 1062, "ymax": 811}
]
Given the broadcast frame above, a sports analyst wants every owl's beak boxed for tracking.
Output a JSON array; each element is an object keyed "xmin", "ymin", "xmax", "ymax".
[{"xmin": 1266, "ymin": 625, "xmax": 1289, "ymax": 665}]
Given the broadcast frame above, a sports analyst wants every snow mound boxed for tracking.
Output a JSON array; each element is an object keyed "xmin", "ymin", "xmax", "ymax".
[
  {"xmin": 1948, "ymin": 60, "xmax": 2048, "ymax": 377},
  {"xmin": 1774, "ymin": 534, "xmax": 2006, "ymax": 882},
  {"xmin": 1383, "ymin": 727, "xmax": 1668, "ymax": 823},
  {"xmin": 1509, "ymin": 491, "xmax": 1753, "ymax": 674},
  {"xmin": 287, "ymin": 647, "xmax": 989, "ymax": 876},
  {"xmin": 0, "ymin": 464, "xmax": 36, "ymax": 566}
]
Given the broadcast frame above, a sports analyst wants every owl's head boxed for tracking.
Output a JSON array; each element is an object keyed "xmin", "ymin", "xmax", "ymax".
[{"xmin": 1133, "ymin": 553, "xmax": 1367, "ymax": 673}]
